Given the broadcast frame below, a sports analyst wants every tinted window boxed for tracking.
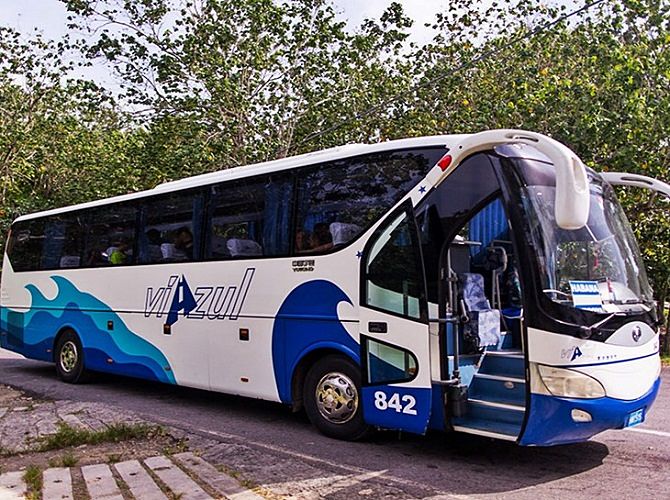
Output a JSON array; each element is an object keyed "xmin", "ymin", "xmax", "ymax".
[
  {"xmin": 295, "ymin": 148, "xmax": 444, "ymax": 254},
  {"xmin": 7, "ymin": 215, "xmax": 85, "ymax": 271},
  {"xmin": 206, "ymin": 174, "xmax": 292, "ymax": 259},
  {"xmin": 83, "ymin": 203, "xmax": 138, "ymax": 267},
  {"xmin": 365, "ymin": 338, "xmax": 418, "ymax": 384},
  {"xmin": 42, "ymin": 214, "xmax": 85, "ymax": 269},
  {"xmin": 6, "ymin": 219, "xmax": 45, "ymax": 272},
  {"xmin": 139, "ymin": 191, "xmax": 203, "ymax": 263}
]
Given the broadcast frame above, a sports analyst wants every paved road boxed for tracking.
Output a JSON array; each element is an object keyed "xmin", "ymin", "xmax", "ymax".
[{"xmin": 1, "ymin": 349, "xmax": 668, "ymax": 499}]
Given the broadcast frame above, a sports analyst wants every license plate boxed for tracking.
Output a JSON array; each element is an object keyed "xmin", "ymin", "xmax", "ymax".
[{"xmin": 625, "ymin": 408, "xmax": 645, "ymax": 427}]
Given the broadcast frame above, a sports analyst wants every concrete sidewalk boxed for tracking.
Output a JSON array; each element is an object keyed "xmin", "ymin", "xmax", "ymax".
[
  {"xmin": 0, "ymin": 384, "xmax": 264, "ymax": 499},
  {"xmin": 1, "ymin": 452, "xmax": 262, "ymax": 499}
]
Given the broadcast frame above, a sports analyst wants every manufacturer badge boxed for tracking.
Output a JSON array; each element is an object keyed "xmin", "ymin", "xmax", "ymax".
[{"xmin": 632, "ymin": 326, "xmax": 642, "ymax": 343}]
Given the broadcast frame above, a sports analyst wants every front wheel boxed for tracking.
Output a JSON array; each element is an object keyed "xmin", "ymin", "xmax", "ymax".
[
  {"xmin": 303, "ymin": 355, "xmax": 370, "ymax": 440},
  {"xmin": 55, "ymin": 331, "xmax": 88, "ymax": 383}
]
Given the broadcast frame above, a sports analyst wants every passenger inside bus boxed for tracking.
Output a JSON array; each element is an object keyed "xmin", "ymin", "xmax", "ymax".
[
  {"xmin": 174, "ymin": 227, "xmax": 194, "ymax": 259},
  {"xmin": 145, "ymin": 228, "xmax": 164, "ymax": 262},
  {"xmin": 309, "ymin": 222, "xmax": 333, "ymax": 252},
  {"xmin": 161, "ymin": 227, "xmax": 194, "ymax": 261},
  {"xmin": 295, "ymin": 229, "xmax": 311, "ymax": 252},
  {"xmin": 107, "ymin": 238, "xmax": 131, "ymax": 265}
]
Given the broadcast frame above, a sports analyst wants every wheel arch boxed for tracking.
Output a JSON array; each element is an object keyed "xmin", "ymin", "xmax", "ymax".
[
  {"xmin": 52, "ymin": 325, "xmax": 81, "ymax": 363},
  {"xmin": 290, "ymin": 344, "xmax": 359, "ymax": 412}
]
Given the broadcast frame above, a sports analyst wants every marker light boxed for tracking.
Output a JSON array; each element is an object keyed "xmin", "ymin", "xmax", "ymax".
[
  {"xmin": 437, "ymin": 154, "xmax": 452, "ymax": 171},
  {"xmin": 537, "ymin": 365, "xmax": 606, "ymax": 399},
  {"xmin": 571, "ymin": 409, "xmax": 593, "ymax": 423}
]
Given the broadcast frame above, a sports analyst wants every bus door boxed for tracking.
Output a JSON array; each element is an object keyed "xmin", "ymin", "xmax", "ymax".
[{"xmin": 359, "ymin": 203, "xmax": 433, "ymax": 434}]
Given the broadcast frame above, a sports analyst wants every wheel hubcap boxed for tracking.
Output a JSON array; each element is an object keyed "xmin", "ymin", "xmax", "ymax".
[
  {"xmin": 60, "ymin": 341, "xmax": 78, "ymax": 373},
  {"xmin": 315, "ymin": 372, "xmax": 358, "ymax": 424}
]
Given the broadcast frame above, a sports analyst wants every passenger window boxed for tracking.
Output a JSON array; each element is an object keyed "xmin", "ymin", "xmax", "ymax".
[
  {"xmin": 206, "ymin": 175, "xmax": 292, "ymax": 259},
  {"xmin": 42, "ymin": 214, "xmax": 84, "ymax": 269},
  {"xmin": 83, "ymin": 204, "xmax": 138, "ymax": 267},
  {"xmin": 364, "ymin": 208, "xmax": 426, "ymax": 320},
  {"xmin": 294, "ymin": 149, "xmax": 444, "ymax": 255},
  {"xmin": 140, "ymin": 191, "xmax": 202, "ymax": 263},
  {"xmin": 7, "ymin": 220, "xmax": 46, "ymax": 272}
]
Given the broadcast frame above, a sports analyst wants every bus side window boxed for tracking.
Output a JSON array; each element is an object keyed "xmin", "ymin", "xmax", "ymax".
[
  {"xmin": 83, "ymin": 203, "xmax": 138, "ymax": 267},
  {"xmin": 41, "ymin": 214, "xmax": 84, "ymax": 270},
  {"xmin": 6, "ymin": 220, "xmax": 46, "ymax": 272},
  {"xmin": 205, "ymin": 174, "xmax": 292, "ymax": 259},
  {"xmin": 293, "ymin": 149, "xmax": 443, "ymax": 255},
  {"xmin": 207, "ymin": 179, "xmax": 265, "ymax": 259},
  {"xmin": 140, "ymin": 190, "xmax": 201, "ymax": 264}
]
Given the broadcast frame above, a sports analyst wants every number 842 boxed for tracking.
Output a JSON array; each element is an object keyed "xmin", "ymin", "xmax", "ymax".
[{"xmin": 373, "ymin": 391, "xmax": 417, "ymax": 415}]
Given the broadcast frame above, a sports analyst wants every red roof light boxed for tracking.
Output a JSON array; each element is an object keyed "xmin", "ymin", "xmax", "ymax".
[{"xmin": 437, "ymin": 154, "xmax": 452, "ymax": 171}]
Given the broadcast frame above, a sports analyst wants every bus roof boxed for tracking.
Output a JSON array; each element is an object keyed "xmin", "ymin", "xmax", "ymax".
[{"xmin": 14, "ymin": 134, "xmax": 462, "ymax": 222}]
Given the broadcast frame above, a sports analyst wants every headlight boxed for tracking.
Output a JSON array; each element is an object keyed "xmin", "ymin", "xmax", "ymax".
[{"xmin": 537, "ymin": 364, "xmax": 606, "ymax": 399}]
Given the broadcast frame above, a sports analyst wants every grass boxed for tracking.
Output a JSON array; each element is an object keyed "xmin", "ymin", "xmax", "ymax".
[
  {"xmin": 23, "ymin": 465, "xmax": 42, "ymax": 500},
  {"xmin": 661, "ymin": 354, "xmax": 670, "ymax": 366},
  {"xmin": 162, "ymin": 438, "xmax": 189, "ymax": 456},
  {"xmin": 61, "ymin": 452, "xmax": 78, "ymax": 467},
  {"xmin": 48, "ymin": 451, "xmax": 79, "ymax": 468},
  {"xmin": 35, "ymin": 422, "xmax": 159, "ymax": 452},
  {"xmin": 218, "ymin": 464, "xmax": 257, "ymax": 491}
]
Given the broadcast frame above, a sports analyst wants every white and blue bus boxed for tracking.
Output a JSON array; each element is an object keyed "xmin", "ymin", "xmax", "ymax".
[{"xmin": 0, "ymin": 130, "xmax": 662, "ymax": 445}]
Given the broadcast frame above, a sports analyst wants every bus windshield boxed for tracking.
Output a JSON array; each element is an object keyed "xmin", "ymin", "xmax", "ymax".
[{"xmin": 521, "ymin": 166, "xmax": 653, "ymax": 314}]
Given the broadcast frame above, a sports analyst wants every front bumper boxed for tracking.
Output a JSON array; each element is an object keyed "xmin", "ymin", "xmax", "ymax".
[{"xmin": 519, "ymin": 376, "xmax": 661, "ymax": 446}]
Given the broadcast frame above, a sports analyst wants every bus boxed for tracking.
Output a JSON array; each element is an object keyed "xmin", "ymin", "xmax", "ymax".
[{"xmin": 0, "ymin": 129, "xmax": 662, "ymax": 446}]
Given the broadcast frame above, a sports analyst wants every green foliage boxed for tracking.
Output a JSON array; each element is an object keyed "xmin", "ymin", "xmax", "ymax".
[
  {"xmin": 0, "ymin": 26, "xmax": 141, "ymax": 254},
  {"xmin": 64, "ymin": 0, "xmax": 415, "ymax": 165},
  {"xmin": 47, "ymin": 451, "xmax": 78, "ymax": 467},
  {"xmin": 36, "ymin": 422, "xmax": 158, "ymax": 451},
  {"xmin": 23, "ymin": 464, "xmax": 42, "ymax": 500}
]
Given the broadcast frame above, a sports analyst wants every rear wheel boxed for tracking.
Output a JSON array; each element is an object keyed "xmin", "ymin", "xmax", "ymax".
[
  {"xmin": 303, "ymin": 355, "xmax": 370, "ymax": 440},
  {"xmin": 55, "ymin": 331, "xmax": 87, "ymax": 383}
]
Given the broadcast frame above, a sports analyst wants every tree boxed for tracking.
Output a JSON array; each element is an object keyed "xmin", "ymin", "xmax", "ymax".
[
  {"xmin": 0, "ymin": 27, "xmax": 139, "ymax": 253},
  {"xmin": 63, "ymin": 0, "xmax": 415, "ymax": 170}
]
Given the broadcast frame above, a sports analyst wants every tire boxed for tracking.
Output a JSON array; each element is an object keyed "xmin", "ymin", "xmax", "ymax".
[
  {"xmin": 55, "ymin": 331, "xmax": 88, "ymax": 383},
  {"xmin": 303, "ymin": 355, "xmax": 370, "ymax": 441}
]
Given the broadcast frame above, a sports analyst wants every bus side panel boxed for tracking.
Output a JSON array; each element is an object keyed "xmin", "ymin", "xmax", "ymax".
[
  {"xmin": 0, "ymin": 307, "xmax": 53, "ymax": 362},
  {"xmin": 2, "ymin": 249, "xmax": 364, "ymax": 403},
  {"xmin": 271, "ymin": 279, "xmax": 360, "ymax": 403},
  {"xmin": 2, "ymin": 272, "xmax": 176, "ymax": 384}
]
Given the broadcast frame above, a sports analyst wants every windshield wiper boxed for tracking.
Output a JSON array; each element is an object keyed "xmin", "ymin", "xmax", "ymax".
[{"xmin": 578, "ymin": 312, "xmax": 626, "ymax": 339}]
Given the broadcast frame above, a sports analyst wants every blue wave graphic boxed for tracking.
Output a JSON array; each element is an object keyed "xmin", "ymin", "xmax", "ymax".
[
  {"xmin": 1, "ymin": 276, "xmax": 175, "ymax": 384},
  {"xmin": 271, "ymin": 280, "xmax": 358, "ymax": 403}
]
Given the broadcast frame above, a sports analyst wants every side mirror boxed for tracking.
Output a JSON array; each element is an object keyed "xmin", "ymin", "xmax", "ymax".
[
  {"xmin": 530, "ymin": 137, "xmax": 590, "ymax": 230},
  {"xmin": 601, "ymin": 172, "xmax": 670, "ymax": 200}
]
